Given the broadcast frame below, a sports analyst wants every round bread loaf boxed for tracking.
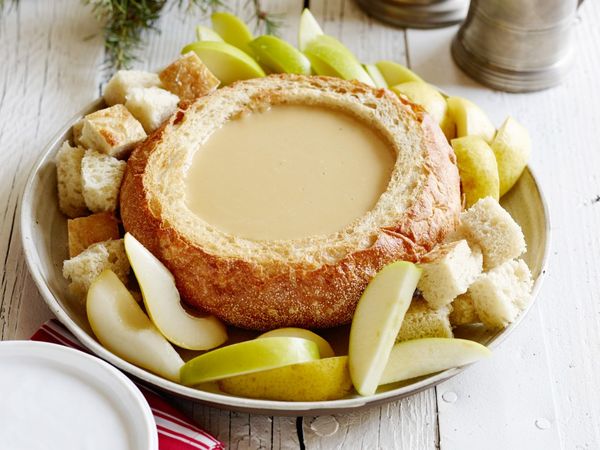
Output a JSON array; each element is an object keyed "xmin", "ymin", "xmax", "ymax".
[{"xmin": 120, "ymin": 74, "xmax": 460, "ymax": 330}]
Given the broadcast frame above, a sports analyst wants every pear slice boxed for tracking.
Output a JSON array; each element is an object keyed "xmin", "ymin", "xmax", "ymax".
[
  {"xmin": 218, "ymin": 356, "xmax": 352, "ymax": 401},
  {"xmin": 451, "ymin": 136, "xmax": 500, "ymax": 207},
  {"xmin": 124, "ymin": 233, "xmax": 227, "ymax": 351},
  {"xmin": 491, "ymin": 116, "xmax": 532, "ymax": 196},
  {"xmin": 447, "ymin": 96, "xmax": 496, "ymax": 143},
  {"xmin": 349, "ymin": 261, "xmax": 422, "ymax": 396},
  {"xmin": 298, "ymin": 8, "xmax": 324, "ymax": 51},
  {"xmin": 249, "ymin": 35, "xmax": 311, "ymax": 75},
  {"xmin": 182, "ymin": 41, "xmax": 265, "ymax": 85},
  {"xmin": 380, "ymin": 338, "xmax": 491, "ymax": 385},
  {"xmin": 258, "ymin": 327, "xmax": 335, "ymax": 358},
  {"xmin": 195, "ymin": 25, "xmax": 224, "ymax": 42},
  {"xmin": 87, "ymin": 270, "xmax": 184, "ymax": 382},
  {"xmin": 364, "ymin": 64, "xmax": 388, "ymax": 88},
  {"xmin": 303, "ymin": 35, "xmax": 374, "ymax": 86},
  {"xmin": 180, "ymin": 337, "xmax": 319, "ymax": 386},
  {"xmin": 211, "ymin": 11, "xmax": 254, "ymax": 55},
  {"xmin": 375, "ymin": 60, "xmax": 424, "ymax": 86}
]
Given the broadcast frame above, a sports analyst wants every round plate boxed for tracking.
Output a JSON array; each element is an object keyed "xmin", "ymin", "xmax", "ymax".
[
  {"xmin": 20, "ymin": 100, "xmax": 550, "ymax": 415},
  {"xmin": 0, "ymin": 341, "xmax": 157, "ymax": 450}
]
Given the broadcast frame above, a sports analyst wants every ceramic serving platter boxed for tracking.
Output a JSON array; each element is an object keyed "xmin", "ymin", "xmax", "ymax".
[{"xmin": 20, "ymin": 99, "xmax": 550, "ymax": 415}]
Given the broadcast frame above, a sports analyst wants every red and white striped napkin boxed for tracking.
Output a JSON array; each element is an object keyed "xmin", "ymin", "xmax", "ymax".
[{"xmin": 31, "ymin": 319, "xmax": 224, "ymax": 450}]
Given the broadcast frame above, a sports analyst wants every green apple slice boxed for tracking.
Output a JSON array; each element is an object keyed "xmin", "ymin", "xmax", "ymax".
[
  {"xmin": 451, "ymin": 136, "xmax": 500, "ymax": 207},
  {"xmin": 349, "ymin": 261, "xmax": 422, "ymax": 396},
  {"xmin": 303, "ymin": 35, "xmax": 374, "ymax": 86},
  {"xmin": 124, "ymin": 233, "xmax": 227, "ymax": 351},
  {"xmin": 195, "ymin": 25, "xmax": 224, "ymax": 42},
  {"xmin": 258, "ymin": 327, "xmax": 335, "ymax": 358},
  {"xmin": 364, "ymin": 64, "xmax": 388, "ymax": 88},
  {"xmin": 218, "ymin": 356, "xmax": 352, "ymax": 401},
  {"xmin": 447, "ymin": 96, "xmax": 496, "ymax": 143},
  {"xmin": 211, "ymin": 11, "xmax": 254, "ymax": 55},
  {"xmin": 491, "ymin": 116, "xmax": 532, "ymax": 196},
  {"xmin": 375, "ymin": 60, "xmax": 424, "ymax": 86},
  {"xmin": 249, "ymin": 35, "xmax": 311, "ymax": 75},
  {"xmin": 380, "ymin": 338, "xmax": 491, "ymax": 385},
  {"xmin": 182, "ymin": 41, "xmax": 265, "ymax": 85},
  {"xmin": 180, "ymin": 337, "xmax": 319, "ymax": 385},
  {"xmin": 298, "ymin": 8, "xmax": 324, "ymax": 51},
  {"xmin": 87, "ymin": 270, "xmax": 184, "ymax": 382}
]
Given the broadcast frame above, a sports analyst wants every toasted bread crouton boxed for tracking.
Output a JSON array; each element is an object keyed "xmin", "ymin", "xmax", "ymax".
[
  {"xmin": 159, "ymin": 52, "xmax": 220, "ymax": 103},
  {"xmin": 63, "ymin": 239, "xmax": 130, "ymax": 298},
  {"xmin": 418, "ymin": 240, "xmax": 483, "ymax": 309},
  {"xmin": 81, "ymin": 150, "xmax": 126, "ymax": 213},
  {"xmin": 68, "ymin": 212, "xmax": 120, "ymax": 257},
  {"xmin": 459, "ymin": 197, "xmax": 526, "ymax": 269},
  {"xmin": 56, "ymin": 141, "xmax": 87, "ymax": 218},
  {"xmin": 449, "ymin": 293, "xmax": 479, "ymax": 326},
  {"xmin": 125, "ymin": 87, "xmax": 179, "ymax": 133},
  {"xmin": 79, "ymin": 105, "xmax": 146, "ymax": 158},
  {"xmin": 397, "ymin": 299, "xmax": 453, "ymax": 342},
  {"xmin": 72, "ymin": 120, "xmax": 84, "ymax": 147},
  {"xmin": 468, "ymin": 259, "xmax": 533, "ymax": 329},
  {"xmin": 103, "ymin": 70, "xmax": 162, "ymax": 106}
]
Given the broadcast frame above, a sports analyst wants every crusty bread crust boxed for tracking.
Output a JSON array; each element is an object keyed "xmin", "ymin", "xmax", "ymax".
[{"xmin": 120, "ymin": 75, "xmax": 460, "ymax": 330}]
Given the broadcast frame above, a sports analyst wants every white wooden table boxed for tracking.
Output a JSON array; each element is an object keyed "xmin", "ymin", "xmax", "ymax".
[{"xmin": 1, "ymin": 1, "xmax": 599, "ymax": 448}]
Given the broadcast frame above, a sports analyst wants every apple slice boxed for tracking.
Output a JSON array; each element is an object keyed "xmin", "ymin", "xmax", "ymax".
[
  {"xmin": 298, "ymin": 8, "xmax": 324, "ymax": 51},
  {"xmin": 303, "ymin": 35, "xmax": 374, "ymax": 86},
  {"xmin": 124, "ymin": 233, "xmax": 227, "ymax": 351},
  {"xmin": 211, "ymin": 11, "xmax": 254, "ymax": 55},
  {"xmin": 380, "ymin": 338, "xmax": 491, "ymax": 385},
  {"xmin": 391, "ymin": 82, "xmax": 447, "ymax": 124},
  {"xmin": 249, "ymin": 35, "xmax": 311, "ymax": 75},
  {"xmin": 182, "ymin": 41, "xmax": 265, "ymax": 85},
  {"xmin": 87, "ymin": 270, "xmax": 184, "ymax": 382},
  {"xmin": 447, "ymin": 96, "xmax": 496, "ymax": 143},
  {"xmin": 375, "ymin": 60, "xmax": 424, "ymax": 86},
  {"xmin": 195, "ymin": 25, "xmax": 224, "ymax": 42},
  {"xmin": 218, "ymin": 356, "xmax": 352, "ymax": 401},
  {"xmin": 451, "ymin": 136, "xmax": 500, "ymax": 207},
  {"xmin": 349, "ymin": 261, "xmax": 422, "ymax": 396},
  {"xmin": 491, "ymin": 116, "xmax": 532, "ymax": 196},
  {"xmin": 258, "ymin": 327, "xmax": 335, "ymax": 358},
  {"xmin": 364, "ymin": 64, "xmax": 388, "ymax": 88},
  {"xmin": 180, "ymin": 337, "xmax": 319, "ymax": 386}
]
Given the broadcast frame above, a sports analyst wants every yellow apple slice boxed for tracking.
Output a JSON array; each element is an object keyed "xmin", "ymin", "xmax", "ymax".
[
  {"xmin": 258, "ymin": 328, "xmax": 335, "ymax": 358},
  {"xmin": 211, "ymin": 11, "xmax": 253, "ymax": 55},
  {"xmin": 375, "ymin": 60, "xmax": 424, "ymax": 86},
  {"xmin": 218, "ymin": 356, "xmax": 352, "ymax": 401},
  {"xmin": 124, "ymin": 233, "xmax": 227, "ymax": 351},
  {"xmin": 180, "ymin": 337, "xmax": 319, "ymax": 386},
  {"xmin": 195, "ymin": 25, "xmax": 224, "ymax": 42},
  {"xmin": 182, "ymin": 41, "xmax": 265, "ymax": 85},
  {"xmin": 380, "ymin": 338, "xmax": 491, "ymax": 385},
  {"xmin": 87, "ymin": 270, "xmax": 184, "ymax": 382},
  {"xmin": 451, "ymin": 136, "xmax": 500, "ymax": 207},
  {"xmin": 364, "ymin": 64, "xmax": 388, "ymax": 88},
  {"xmin": 491, "ymin": 116, "xmax": 532, "ymax": 196},
  {"xmin": 349, "ymin": 261, "xmax": 422, "ymax": 396},
  {"xmin": 303, "ymin": 35, "xmax": 374, "ymax": 86},
  {"xmin": 447, "ymin": 96, "xmax": 496, "ymax": 143},
  {"xmin": 298, "ymin": 8, "xmax": 324, "ymax": 51},
  {"xmin": 249, "ymin": 35, "xmax": 311, "ymax": 75}
]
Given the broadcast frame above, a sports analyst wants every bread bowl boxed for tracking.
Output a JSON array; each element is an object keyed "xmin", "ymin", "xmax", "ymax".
[{"xmin": 120, "ymin": 74, "xmax": 461, "ymax": 330}]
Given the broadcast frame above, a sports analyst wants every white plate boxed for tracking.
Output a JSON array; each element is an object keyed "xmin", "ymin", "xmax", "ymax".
[
  {"xmin": 20, "ymin": 99, "xmax": 550, "ymax": 415},
  {"xmin": 0, "ymin": 341, "xmax": 158, "ymax": 450}
]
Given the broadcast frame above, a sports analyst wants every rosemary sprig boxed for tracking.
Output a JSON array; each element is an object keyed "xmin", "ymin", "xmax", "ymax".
[{"xmin": 249, "ymin": 0, "xmax": 283, "ymax": 35}]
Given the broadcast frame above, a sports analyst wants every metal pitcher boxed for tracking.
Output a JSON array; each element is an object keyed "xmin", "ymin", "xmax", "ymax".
[{"xmin": 356, "ymin": 0, "xmax": 470, "ymax": 29}]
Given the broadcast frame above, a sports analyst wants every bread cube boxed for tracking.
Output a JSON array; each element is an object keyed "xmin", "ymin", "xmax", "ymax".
[
  {"xmin": 159, "ymin": 52, "xmax": 220, "ymax": 103},
  {"xmin": 396, "ymin": 299, "xmax": 453, "ymax": 342},
  {"xmin": 79, "ymin": 104, "xmax": 146, "ymax": 158},
  {"xmin": 468, "ymin": 259, "xmax": 533, "ymax": 329},
  {"xmin": 68, "ymin": 212, "xmax": 120, "ymax": 257},
  {"xmin": 63, "ymin": 239, "xmax": 130, "ymax": 298},
  {"xmin": 418, "ymin": 240, "xmax": 483, "ymax": 309},
  {"xmin": 81, "ymin": 150, "xmax": 126, "ymax": 213},
  {"xmin": 56, "ymin": 141, "xmax": 87, "ymax": 218},
  {"xmin": 449, "ymin": 293, "xmax": 479, "ymax": 326},
  {"xmin": 72, "ymin": 120, "xmax": 84, "ymax": 147},
  {"xmin": 460, "ymin": 197, "xmax": 526, "ymax": 269},
  {"xmin": 125, "ymin": 87, "xmax": 179, "ymax": 133},
  {"xmin": 103, "ymin": 70, "xmax": 162, "ymax": 106}
]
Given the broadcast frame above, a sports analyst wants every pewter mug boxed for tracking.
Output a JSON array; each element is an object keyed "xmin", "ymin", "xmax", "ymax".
[{"xmin": 356, "ymin": 0, "xmax": 469, "ymax": 29}]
